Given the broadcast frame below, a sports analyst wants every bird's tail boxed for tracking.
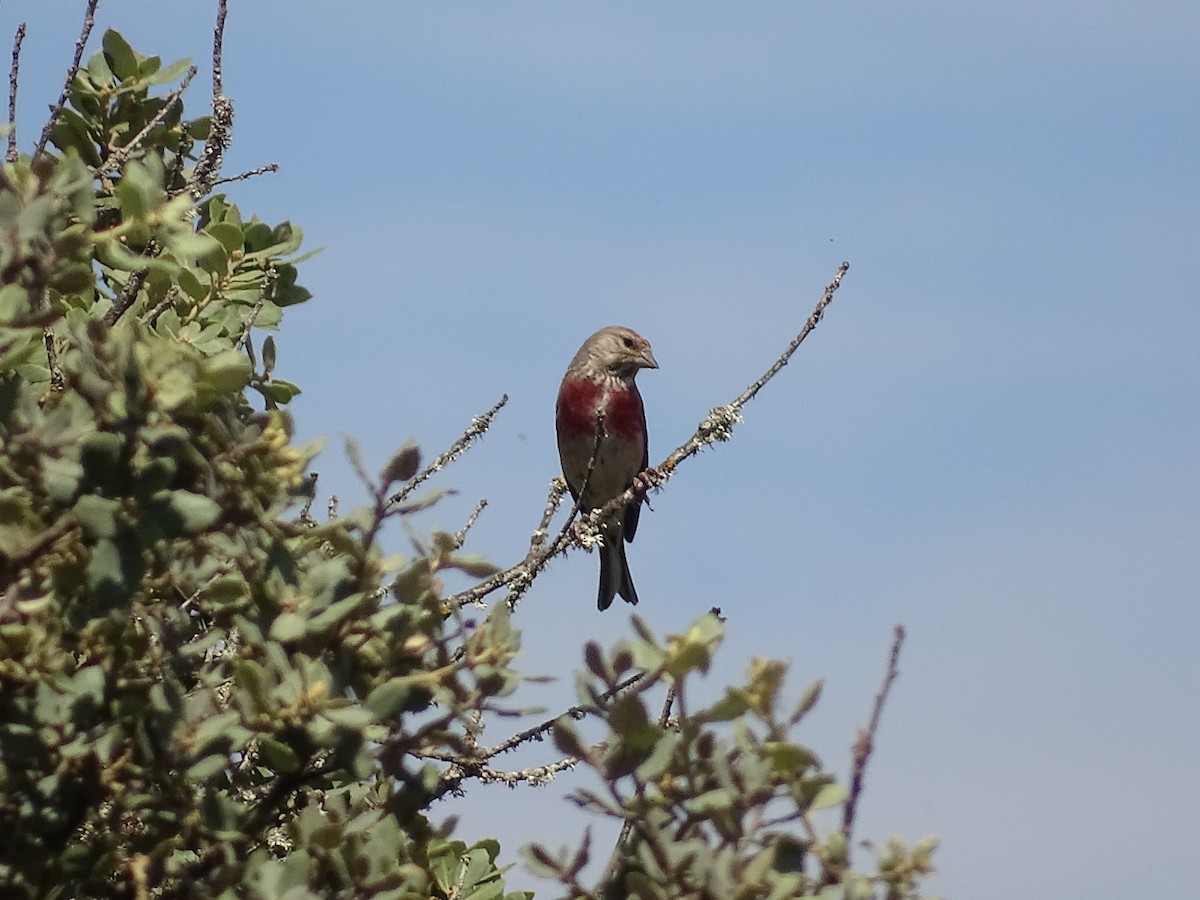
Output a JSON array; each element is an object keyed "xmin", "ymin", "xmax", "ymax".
[{"xmin": 598, "ymin": 525, "xmax": 638, "ymax": 611}]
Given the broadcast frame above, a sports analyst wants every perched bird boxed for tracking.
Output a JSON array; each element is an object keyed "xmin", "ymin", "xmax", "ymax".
[{"xmin": 556, "ymin": 326, "xmax": 658, "ymax": 610}]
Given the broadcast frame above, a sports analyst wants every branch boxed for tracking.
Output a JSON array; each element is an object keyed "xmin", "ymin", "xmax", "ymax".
[
  {"xmin": 387, "ymin": 394, "xmax": 508, "ymax": 507},
  {"xmin": 210, "ymin": 0, "xmax": 227, "ymax": 101},
  {"xmin": 35, "ymin": 0, "xmax": 98, "ymax": 158},
  {"xmin": 101, "ymin": 248, "xmax": 153, "ymax": 327},
  {"xmin": 482, "ymin": 672, "xmax": 644, "ymax": 760},
  {"xmin": 447, "ymin": 262, "xmax": 851, "ymax": 611},
  {"xmin": 102, "ymin": 65, "xmax": 197, "ymax": 175},
  {"xmin": 7, "ymin": 23, "xmax": 25, "ymax": 164},
  {"xmin": 590, "ymin": 261, "xmax": 850, "ymax": 528},
  {"xmin": 234, "ymin": 265, "xmax": 276, "ymax": 350},
  {"xmin": 188, "ymin": 0, "xmax": 232, "ymax": 198},
  {"xmin": 453, "ymin": 498, "xmax": 487, "ymax": 547},
  {"xmin": 599, "ymin": 678, "xmax": 678, "ymax": 887},
  {"xmin": 212, "ymin": 161, "xmax": 279, "ymax": 186},
  {"xmin": 841, "ymin": 624, "xmax": 905, "ymax": 842},
  {"xmin": 426, "ymin": 671, "xmax": 645, "ymax": 801},
  {"xmin": 42, "ymin": 328, "xmax": 64, "ymax": 392}
]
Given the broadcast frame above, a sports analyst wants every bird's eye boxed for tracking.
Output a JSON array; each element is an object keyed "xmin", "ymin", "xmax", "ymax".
[{"xmin": 621, "ymin": 336, "xmax": 635, "ymax": 349}]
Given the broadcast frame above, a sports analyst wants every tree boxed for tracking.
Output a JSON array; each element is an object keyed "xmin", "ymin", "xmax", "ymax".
[{"xmin": 0, "ymin": 4, "xmax": 936, "ymax": 897}]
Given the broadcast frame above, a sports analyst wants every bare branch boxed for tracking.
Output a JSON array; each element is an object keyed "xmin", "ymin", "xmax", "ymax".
[
  {"xmin": 447, "ymin": 262, "xmax": 851, "ymax": 611},
  {"xmin": 841, "ymin": 624, "xmax": 905, "ymax": 842},
  {"xmin": 211, "ymin": 0, "xmax": 227, "ymax": 101},
  {"xmin": 212, "ymin": 162, "xmax": 279, "ymax": 186},
  {"xmin": 35, "ymin": 0, "xmax": 98, "ymax": 158},
  {"xmin": 234, "ymin": 265, "xmax": 276, "ymax": 351},
  {"xmin": 185, "ymin": 0, "xmax": 232, "ymax": 198},
  {"xmin": 501, "ymin": 418, "xmax": 603, "ymax": 610},
  {"xmin": 387, "ymin": 394, "xmax": 508, "ymax": 507},
  {"xmin": 454, "ymin": 498, "xmax": 488, "ymax": 547},
  {"xmin": 42, "ymin": 328, "xmax": 64, "ymax": 392},
  {"xmin": 425, "ymin": 671, "xmax": 645, "ymax": 802},
  {"xmin": 101, "ymin": 250, "xmax": 153, "ymax": 327},
  {"xmin": 448, "ymin": 416, "xmax": 611, "ymax": 612},
  {"xmin": 7, "ymin": 23, "xmax": 25, "ymax": 163},
  {"xmin": 190, "ymin": 95, "xmax": 232, "ymax": 200},
  {"xmin": 482, "ymin": 672, "xmax": 644, "ymax": 760}
]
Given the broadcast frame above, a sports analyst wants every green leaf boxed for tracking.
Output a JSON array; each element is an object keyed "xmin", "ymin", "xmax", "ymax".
[
  {"xmin": 445, "ymin": 554, "xmax": 502, "ymax": 578},
  {"xmin": 102, "ymin": 29, "xmax": 139, "ymax": 81},
  {"xmin": 73, "ymin": 494, "xmax": 122, "ymax": 539},
  {"xmin": 390, "ymin": 487, "xmax": 454, "ymax": 515},
  {"xmin": 810, "ymin": 782, "xmax": 847, "ymax": 811},
  {"xmin": 633, "ymin": 732, "xmax": 678, "ymax": 782},
  {"xmin": 148, "ymin": 57, "xmax": 193, "ymax": 86},
  {"xmin": 87, "ymin": 48, "xmax": 116, "ymax": 86},
  {"xmin": 186, "ymin": 753, "xmax": 229, "ymax": 781},
  {"xmin": 259, "ymin": 737, "xmax": 301, "ymax": 774},
  {"xmin": 198, "ymin": 349, "xmax": 252, "ymax": 395},
  {"xmin": 161, "ymin": 490, "xmax": 221, "ymax": 534},
  {"xmin": 262, "ymin": 335, "xmax": 276, "ymax": 375},
  {"xmin": 255, "ymin": 379, "xmax": 301, "ymax": 405},
  {"xmin": 86, "ymin": 537, "xmax": 128, "ymax": 602},
  {"xmin": 790, "ymin": 679, "xmax": 824, "ymax": 725},
  {"xmin": 761, "ymin": 741, "xmax": 817, "ymax": 776},
  {"xmin": 116, "ymin": 159, "xmax": 164, "ymax": 221},
  {"xmin": 190, "ymin": 710, "xmax": 240, "ymax": 754},
  {"xmin": 366, "ymin": 677, "xmax": 417, "ymax": 720},
  {"xmin": 177, "ymin": 266, "xmax": 208, "ymax": 301},
  {"xmin": 205, "ymin": 221, "xmax": 244, "ymax": 254},
  {"xmin": 552, "ymin": 720, "xmax": 588, "ymax": 759},
  {"xmin": 0, "ymin": 284, "xmax": 34, "ymax": 322},
  {"xmin": 269, "ymin": 611, "xmax": 306, "ymax": 643},
  {"xmin": 320, "ymin": 704, "xmax": 373, "ymax": 731},
  {"xmin": 380, "ymin": 440, "xmax": 420, "ymax": 485},
  {"xmin": 684, "ymin": 788, "xmax": 734, "ymax": 815}
]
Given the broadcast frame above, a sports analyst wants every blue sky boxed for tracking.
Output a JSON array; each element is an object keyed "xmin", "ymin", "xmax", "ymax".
[{"xmin": 7, "ymin": 2, "xmax": 1198, "ymax": 896}]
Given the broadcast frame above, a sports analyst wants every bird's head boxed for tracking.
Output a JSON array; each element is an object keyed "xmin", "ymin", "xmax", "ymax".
[{"xmin": 581, "ymin": 325, "xmax": 658, "ymax": 378}]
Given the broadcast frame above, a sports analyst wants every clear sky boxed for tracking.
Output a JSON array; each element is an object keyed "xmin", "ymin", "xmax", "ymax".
[{"xmin": 7, "ymin": 2, "xmax": 1198, "ymax": 897}]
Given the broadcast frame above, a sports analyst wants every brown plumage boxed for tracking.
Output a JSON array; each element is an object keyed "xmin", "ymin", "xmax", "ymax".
[{"xmin": 555, "ymin": 326, "xmax": 658, "ymax": 610}]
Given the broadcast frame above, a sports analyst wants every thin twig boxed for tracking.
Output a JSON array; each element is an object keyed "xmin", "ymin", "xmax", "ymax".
[
  {"xmin": 502, "ymin": 417, "xmax": 603, "ymax": 610},
  {"xmin": 297, "ymin": 473, "xmax": 319, "ymax": 526},
  {"xmin": 102, "ymin": 250, "xmax": 153, "ymax": 326},
  {"xmin": 211, "ymin": 0, "xmax": 227, "ymax": 100},
  {"xmin": 447, "ymin": 262, "xmax": 851, "ymax": 611},
  {"xmin": 450, "ymin": 423, "xmax": 600, "ymax": 611},
  {"xmin": 600, "ymin": 679, "xmax": 678, "ymax": 887},
  {"xmin": 387, "ymin": 395, "xmax": 508, "ymax": 507},
  {"xmin": 102, "ymin": 66, "xmax": 197, "ymax": 175},
  {"xmin": 144, "ymin": 284, "xmax": 180, "ymax": 328},
  {"xmin": 43, "ymin": 329, "xmax": 64, "ymax": 392},
  {"xmin": 427, "ymin": 671, "xmax": 645, "ymax": 803},
  {"xmin": 841, "ymin": 624, "xmax": 905, "ymax": 842},
  {"xmin": 35, "ymin": 0, "xmax": 98, "ymax": 158},
  {"xmin": 7, "ymin": 23, "xmax": 25, "ymax": 163},
  {"xmin": 212, "ymin": 162, "xmax": 278, "ymax": 186},
  {"xmin": 454, "ymin": 499, "xmax": 488, "ymax": 547},
  {"xmin": 188, "ymin": 0, "xmax": 232, "ymax": 199},
  {"xmin": 235, "ymin": 265, "xmax": 276, "ymax": 350},
  {"xmin": 483, "ymin": 672, "xmax": 644, "ymax": 760}
]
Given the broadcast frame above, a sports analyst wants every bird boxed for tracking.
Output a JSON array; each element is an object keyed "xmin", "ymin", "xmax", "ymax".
[{"xmin": 556, "ymin": 325, "xmax": 658, "ymax": 610}]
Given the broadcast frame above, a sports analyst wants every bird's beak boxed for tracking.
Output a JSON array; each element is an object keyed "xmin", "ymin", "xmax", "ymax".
[{"xmin": 641, "ymin": 348, "xmax": 659, "ymax": 370}]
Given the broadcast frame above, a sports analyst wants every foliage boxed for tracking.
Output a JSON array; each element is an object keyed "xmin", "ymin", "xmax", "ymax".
[
  {"xmin": 0, "ymin": 20, "xmax": 936, "ymax": 900},
  {"xmin": 527, "ymin": 614, "xmax": 936, "ymax": 899}
]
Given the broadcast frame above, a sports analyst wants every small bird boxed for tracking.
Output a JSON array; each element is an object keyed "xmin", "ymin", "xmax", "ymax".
[{"xmin": 556, "ymin": 326, "xmax": 658, "ymax": 610}]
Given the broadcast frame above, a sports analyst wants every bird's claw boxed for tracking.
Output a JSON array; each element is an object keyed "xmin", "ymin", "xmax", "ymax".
[{"xmin": 632, "ymin": 468, "xmax": 664, "ymax": 495}]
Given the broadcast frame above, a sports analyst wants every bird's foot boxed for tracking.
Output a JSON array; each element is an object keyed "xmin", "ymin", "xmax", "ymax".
[{"xmin": 632, "ymin": 467, "xmax": 664, "ymax": 495}]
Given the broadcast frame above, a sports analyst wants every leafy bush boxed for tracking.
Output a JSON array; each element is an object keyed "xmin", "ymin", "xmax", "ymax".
[{"xmin": 0, "ymin": 15, "xmax": 935, "ymax": 899}]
